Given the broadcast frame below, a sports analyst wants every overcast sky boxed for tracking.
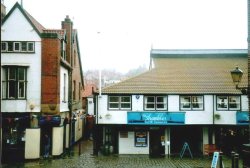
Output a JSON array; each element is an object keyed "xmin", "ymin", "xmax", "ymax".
[{"xmin": 3, "ymin": 0, "xmax": 248, "ymax": 73}]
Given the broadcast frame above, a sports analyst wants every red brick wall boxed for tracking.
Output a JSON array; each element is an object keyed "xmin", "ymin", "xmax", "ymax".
[{"xmin": 41, "ymin": 37, "xmax": 61, "ymax": 114}]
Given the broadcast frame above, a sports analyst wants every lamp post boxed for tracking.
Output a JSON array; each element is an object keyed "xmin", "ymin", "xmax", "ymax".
[{"xmin": 230, "ymin": 66, "xmax": 250, "ymax": 168}]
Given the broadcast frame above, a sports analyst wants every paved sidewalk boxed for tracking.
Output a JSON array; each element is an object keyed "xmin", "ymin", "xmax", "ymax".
[{"xmin": 2, "ymin": 140, "xmax": 243, "ymax": 168}]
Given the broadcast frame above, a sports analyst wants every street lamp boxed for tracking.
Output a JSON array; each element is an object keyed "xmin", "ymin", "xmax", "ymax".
[
  {"xmin": 230, "ymin": 66, "xmax": 248, "ymax": 94},
  {"xmin": 230, "ymin": 66, "xmax": 250, "ymax": 167}
]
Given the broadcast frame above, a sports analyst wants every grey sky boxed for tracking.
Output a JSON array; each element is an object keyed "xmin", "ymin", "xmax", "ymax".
[{"xmin": 3, "ymin": 0, "xmax": 247, "ymax": 73}]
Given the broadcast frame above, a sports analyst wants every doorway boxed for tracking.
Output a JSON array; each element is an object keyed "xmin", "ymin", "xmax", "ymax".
[{"xmin": 149, "ymin": 129, "xmax": 165, "ymax": 157}]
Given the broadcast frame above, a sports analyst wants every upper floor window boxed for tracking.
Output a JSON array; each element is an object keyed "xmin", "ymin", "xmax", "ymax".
[
  {"xmin": 108, "ymin": 96, "xmax": 131, "ymax": 110},
  {"xmin": 61, "ymin": 40, "xmax": 66, "ymax": 60},
  {"xmin": 180, "ymin": 95, "xmax": 203, "ymax": 110},
  {"xmin": 144, "ymin": 96, "xmax": 167, "ymax": 111},
  {"xmin": 1, "ymin": 41, "xmax": 35, "ymax": 53},
  {"xmin": 216, "ymin": 96, "xmax": 240, "ymax": 110},
  {"xmin": 2, "ymin": 66, "xmax": 27, "ymax": 99}
]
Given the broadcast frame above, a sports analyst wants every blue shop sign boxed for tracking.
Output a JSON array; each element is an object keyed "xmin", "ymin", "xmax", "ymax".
[
  {"xmin": 127, "ymin": 112, "xmax": 185, "ymax": 125},
  {"xmin": 236, "ymin": 111, "xmax": 249, "ymax": 125}
]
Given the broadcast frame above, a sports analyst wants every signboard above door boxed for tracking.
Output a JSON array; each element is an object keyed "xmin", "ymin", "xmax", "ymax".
[{"xmin": 127, "ymin": 112, "xmax": 185, "ymax": 125}]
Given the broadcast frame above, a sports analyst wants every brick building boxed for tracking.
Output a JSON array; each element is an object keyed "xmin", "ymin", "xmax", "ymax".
[{"xmin": 1, "ymin": 2, "xmax": 84, "ymax": 162}]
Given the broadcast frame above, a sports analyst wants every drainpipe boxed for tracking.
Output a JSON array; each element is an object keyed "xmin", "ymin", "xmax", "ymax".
[{"xmin": 68, "ymin": 70, "xmax": 73, "ymax": 152}]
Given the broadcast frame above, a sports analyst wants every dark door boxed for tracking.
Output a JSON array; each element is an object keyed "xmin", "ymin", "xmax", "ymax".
[{"xmin": 149, "ymin": 129, "xmax": 165, "ymax": 157}]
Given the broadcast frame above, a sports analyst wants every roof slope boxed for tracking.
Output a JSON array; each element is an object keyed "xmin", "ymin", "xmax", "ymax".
[
  {"xmin": 102, "ymin": 49, "xmax": 248, "ymax": 94},
  {"xmin": 2, "ymin": 2, "xmax": 45, "ymax": 35}
]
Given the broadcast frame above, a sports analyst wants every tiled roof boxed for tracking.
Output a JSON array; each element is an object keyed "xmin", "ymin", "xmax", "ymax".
[
  {"xmin": 102, "ymin": 50, "xmax": 248, "ymax": 94},
  {"xmin": 23, "ymin": 9, "xmax": 45, "ymax": 33},
  {"xmin": 43, "ymin": 29, "xmax": 66, "ymax": 39},
  {"xmin": 83, "ymin": 84, "xmax": 97, "ymax": 97}
]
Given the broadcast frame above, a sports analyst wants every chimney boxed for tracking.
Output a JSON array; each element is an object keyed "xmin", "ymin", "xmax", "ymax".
[{"xmin": 61, "ymin": 15, "xmax": 73, "ymax": 65}]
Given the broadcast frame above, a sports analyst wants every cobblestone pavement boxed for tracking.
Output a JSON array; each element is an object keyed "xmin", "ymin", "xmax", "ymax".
[{"xmin": 2, "ymin": 140, "xmax": 243, "ymax": 168}]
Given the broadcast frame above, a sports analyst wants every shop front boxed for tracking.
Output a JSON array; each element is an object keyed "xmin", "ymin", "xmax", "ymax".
[
  {"xmin": 2, "ymin": 113, "xmax": 30, "ymax": 163},
  {"xmin": 116, "ymin": 112, "xmax": 185, "ymax": 156}
]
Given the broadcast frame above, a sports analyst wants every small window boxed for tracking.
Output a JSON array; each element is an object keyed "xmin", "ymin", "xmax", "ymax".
[
  {"xmin": 108, "ymin": 96, "xmax": 131, "ymax": 110},
  {"xmin": 7, "ymin": 42, "xmax": 13, "ymax": 52},
  {"xmin": 1, "ymin": 42, "xmax": 7, "ymax": 51},
  {"xmin": 217, "ymin": 96, "xmax": 240, "ymax": 110},
  {"xmin": 144, "ymin": 96, "xmax": 167, "ymax": 110},
  {"xmin": 27, "ymin": 42, "xmax": 34, "ymax": 52},
  {"xmin": 21, "ymin": 42, "xmax": 27, "ymax": 51},
  {"xmin": 109, "ymin": 96, "xmax": 120, "ymax": 109},
  {"xmin": 14, "ymin": 42, "xmax": 20, "ymax": 51},
  {"xmin": 180, "ymin": 96, "xmax": 203, "ymax": 110}
]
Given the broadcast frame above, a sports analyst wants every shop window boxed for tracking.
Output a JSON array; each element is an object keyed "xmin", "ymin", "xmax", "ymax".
[
  {"xmin": 108, "ymin": 96, "xmax": 131, "ymax": 110},
  {"xmin": 2, "ymin": 115, "xmax": 29, "ymax": 147},
  {"xmin": 180, "ymin": 95, "xmax": 203, "ymax": 110},
  {"xmin": 217, "ymin": 96, "xmax": 240, "ymax": 110},
  {"xmin": 144, "ymin": 96, "xmax": 167, "ymax": 110},
  {"xmin": 135, "ymin": 131, "xmax": 147, "ymax": 147},
  {"xmin": 2, "ymin": 66, "xmax": 27, "ymax": 99}
]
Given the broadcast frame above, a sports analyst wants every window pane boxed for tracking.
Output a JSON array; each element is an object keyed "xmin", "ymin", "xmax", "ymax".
[
  {"xmin": 109, "ymin": 96, "xmax": 119, "ymax": 102},
  {"xmin": 121, "ymin": 103, "xmax": 131, "ymax": 109},
  {"xmin": 7, "ymin": 42, "xmax": 13, "ymax": 51},
  {"xmin": 146, "ymin": 103, "xmax": 155, "ymax": 109},
  {"xmin": 121, "ymin": 96, "xmax": 130, "ymax": 103},
  {"xmin": 217, "ymin": 96, "xmax": 228, "ymax": 109},
  {"xmin": 229, "ymin": 96, "xmax": 240, "ymax": 110},
  {"xmin": 109, "ymin": 103, "xmax": 119, "ymax": 109},
  {"xmin": 156, "ymin": 96, "xmax": 167, "ymax": 110},
  {"xmin": 156, "ymin": 104, "xmax": 165, "ymax": 109},
  {"xmin": 18, "ymin": 68, "xmax": 25, "ymax": 80},
  {"xmin": 14, "ymin": 42, "xmax": 20, "ymax": 51},
  {"xmin": 1, "ymin": 42, "xmax": 7, "ymax": 51},
  {"xmin": 28, "ymin": 42, "xmax": 34, "ymax": 51},
  {"xmin": 156, "ymin": 97, "xmax": 164, "ymax": 103},
  {"xmin": 192, "ymin": 96, "xmax": 203, "ymax": 109},
  {"xmin": 181, "ymin": 96, "xmax": 191, "ymax": 109},
  {"xmin": 146, "ymin": 97, "xmax": 155, "ymax": 103},
  {"xmin": 8, "ymin": 81, "xmax": 16, "ymax": 98},
  {"xmin": 21, "ymin": 42, "xmax": 27, "ymax": 51},
  {"xmin": 8, "ymin": 68, "xmax": 16, "ymax": 80},
  {"xmin": 2, "ymin": 81, "xmax": 7, "ymax": 98},
  {"xmin": 18, "ymin": 82, "xmax": 25, "ymax": 98}
]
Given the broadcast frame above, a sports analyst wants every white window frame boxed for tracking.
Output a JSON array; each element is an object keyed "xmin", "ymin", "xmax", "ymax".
[
  {"xmin": 108, "ymin": 96, "xmax": 131, "ymax": 110},
  {"xmin": 14, "ymin": 42, "xmax": 21, "ymax": 52},
  {"xmin": 180, "ymin": 95, "xmax": 203, "ymax": 111},
  {"xmin": 2, "ymin": 67, "xmax": 27, "ymax": 99},
  {"xmin": 217, "ymin": 96, "xmax": 240, "ymax": 111},
  {"xmin": 1, "ymin": 42, "xmax": 7, "ymax": 52},
  {"xmin": 144, "ymin": 96, "xmax": 167, "ymax": 111},
  {"xmin": 27, "ymin": 42, "xmax": 34, "ymax": 52}
]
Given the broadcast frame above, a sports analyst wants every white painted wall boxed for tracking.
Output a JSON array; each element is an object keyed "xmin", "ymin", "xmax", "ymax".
[
  {"xmin": 1, "ymin": 6, "xmax": 41, "ymax": 113},
  {"xmin": 74, "ymin": 116, "xmax": 83, "ymax": 141},
  {"xmin": 185, "ymin": 95, "xmax": 213, "ymax": 124},
  {"xmin": 97, "ymin": 94, "xmax": 248, "ymax": 125},
  {"xmin": 52, "ymin": 127, "xmax": 64, "ymax": 156},
  {"xmin": 119, "ymin": 131, "xmax": 149, "ymax": 154},
  {"xmin": 87, "ymin": 97, "xmax": 94, "ymax": 115},
  {"xmin": 60, "ymin": 66, "xmax": 69, "ymax": 112},
  {"xmin": 25, "ymin": 128, "xmax": 41, "ymax": 159}
]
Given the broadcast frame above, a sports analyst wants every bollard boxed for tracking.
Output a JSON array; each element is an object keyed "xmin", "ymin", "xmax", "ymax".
[
  {"xmin": 234, "ymin": 153, "xmax": 239, "ymax": 168},
  {"xmin": 231, "ymin": 151, "xmax": 235, "ymax": 168},
  {"xmin": 219, "ymin": 152, "xmax": 223, "ymax": 168},
  {"xmin": 78, "ymin": 142, "xmax": 81, "ymax": 156}
]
